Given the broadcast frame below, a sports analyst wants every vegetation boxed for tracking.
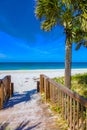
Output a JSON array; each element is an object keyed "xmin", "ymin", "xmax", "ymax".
[
  {"xmin": 49, "ymin": 104, "xmax": 68, "ymax": 130},
  {"xmin": 53, "ymin": 73, "xmax": 87, "ymax": 98},
  {"xmin": 41, "ymin": 94, "xmax": 68, "ymax": 130},
  {"xmin": 40, "ymin": 74, "xmax": 87, "ymax": 129},
  {"xmin": 35, "ymin": 0, "xmax": 87, "ymax": 89}
]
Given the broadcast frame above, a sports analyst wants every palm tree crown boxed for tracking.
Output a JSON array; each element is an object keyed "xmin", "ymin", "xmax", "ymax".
[{"xmin": 35, "ymin": 0, "xmax": 87, "ymax": 88}]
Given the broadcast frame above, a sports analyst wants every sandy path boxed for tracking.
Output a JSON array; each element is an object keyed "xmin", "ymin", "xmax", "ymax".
[
  {"xmin": 0, "ymin": 69, "xmax": 87, "ymax": 130},
  {"xmin": 0, "ymin": 72, "xmax": 61, "ymax": 130}
]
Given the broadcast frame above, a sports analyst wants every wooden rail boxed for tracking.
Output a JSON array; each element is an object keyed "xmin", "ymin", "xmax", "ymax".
[
  {"xmin": 0, "ymin": 75, "xmax": 13, "ymax": 109},
  {"xmin": 39, "ymin": 74, "xmax": 87, "ymax": 130}
]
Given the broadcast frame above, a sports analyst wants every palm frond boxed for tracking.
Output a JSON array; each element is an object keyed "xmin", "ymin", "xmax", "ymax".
[
  {"xmin": 41, "ymin": 18, "xmax": 57, "ymax": 31},
  {"xmin": 75, "ymin": 40, "xmax": 87, "ymax": 50},
  {"xmin": 35, "ymin": 0, "xmax": 87, "ymax": 49}
]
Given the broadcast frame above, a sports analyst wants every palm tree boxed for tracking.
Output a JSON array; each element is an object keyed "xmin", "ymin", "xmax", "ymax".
[
  {"xmin": 72, "ymin": 0, "xmax": 87, "ymax": 50},
  {"xmin": 35, "ymin": 0, "xmax": 87, "ymax": 88}
]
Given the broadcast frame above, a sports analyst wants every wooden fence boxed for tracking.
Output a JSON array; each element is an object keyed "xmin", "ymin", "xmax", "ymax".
[
  {"xmin": 0, "ymin": 75, "xmax": 13, "ymax": 109},
  {"xmin": 39, "ymin": 74, "xmax": 87, "ymax": 130}
]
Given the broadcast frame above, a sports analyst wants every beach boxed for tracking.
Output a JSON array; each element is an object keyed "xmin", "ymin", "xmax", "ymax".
[
  {"xmin": 0, "ymin": 69, "xmax": 87, "ymax": 129},
  {"xmin": 0, "ymin": 69, "xmax": 87, "ymax": 93}
]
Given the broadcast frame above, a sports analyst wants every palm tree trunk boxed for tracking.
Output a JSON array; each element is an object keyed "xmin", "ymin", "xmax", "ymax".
[{"xmin": 65, "ymin": 35, "xmax": 72, "ymax": 89}]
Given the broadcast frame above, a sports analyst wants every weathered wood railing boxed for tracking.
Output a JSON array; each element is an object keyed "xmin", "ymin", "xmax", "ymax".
[
  {"xmin": 39, "ymin": 74, "xmax": 87, "ymax": 130},
  {"xmin": 0, "ymin": 75, "xmax": 13, "ymax": 109}
]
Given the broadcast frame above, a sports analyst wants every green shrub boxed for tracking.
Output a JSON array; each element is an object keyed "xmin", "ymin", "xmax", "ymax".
[{"xmin": 53, "ymin": 73, "xmax": 87, "ymax": 98}]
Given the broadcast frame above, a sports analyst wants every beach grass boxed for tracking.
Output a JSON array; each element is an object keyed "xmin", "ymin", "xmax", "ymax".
[{"xmin": 53, "ymin": 73, "xmax": 87, "ymax": 98}]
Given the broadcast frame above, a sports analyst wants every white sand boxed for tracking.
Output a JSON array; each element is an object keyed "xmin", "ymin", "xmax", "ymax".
[
  {"xmin": 0, "ymin": 68, "xmax": 87, "ymax": 78},
  {"xmin": 0, "ymin": 69, "xmax": 87, "ymax": 129},
  {"xmin": 0, "ymin": 69, "xmax": 87, "ymax": 93}
]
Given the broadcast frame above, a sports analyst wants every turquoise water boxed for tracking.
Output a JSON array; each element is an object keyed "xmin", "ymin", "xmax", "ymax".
[{"xmin": 0, "ymin": 62, "xmax": 87, "ymax": 70}]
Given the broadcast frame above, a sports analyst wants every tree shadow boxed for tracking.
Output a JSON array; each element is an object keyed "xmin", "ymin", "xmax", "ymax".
[
  {"xmin": 3, "ymin": 89, "xmax": 37, "ymax": 109},
  {"xmin": 0, "ymin": 122, "xmax": 9, "ymax": 130},
  {"xmin": 15, "ymin": 121, "xmax": 41, "ymax": 130},
  {"xmin": 0, "ymin": 121, "xmax": 41, "ymax": 130}
]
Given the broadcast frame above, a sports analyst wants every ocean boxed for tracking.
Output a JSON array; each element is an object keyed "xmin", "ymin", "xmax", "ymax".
[{"xmin": 0, "ymin": 62, "xmax": 87, "ymax": 70}]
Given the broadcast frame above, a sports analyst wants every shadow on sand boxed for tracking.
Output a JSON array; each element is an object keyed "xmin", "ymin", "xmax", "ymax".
[
  {"xmin": 0, "ymin": 121, "xmax": 41, "ymax": 130},
  {"xmin": 15, "ymin": 121, "xmax": 41, "ymax": 130},
  {"xmin": 3, "ymin": 89, "xmax": 37, "ymax": 109}
]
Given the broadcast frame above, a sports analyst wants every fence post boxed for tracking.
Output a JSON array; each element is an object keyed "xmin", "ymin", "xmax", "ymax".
[
  {"xmin": 7, "ymin": 76, "xmax": 11, "ymax": 99},
  {"xmin": 45, "ymin": 78, "xmax": 50, "ymax": 102},
  {"xmin": 40, "ymin": 75, "xmax": 44, "ymax": 93},
  {"xmin": 44, "ymin": 77, "xmax": 46, "ymax": 102},
  {"xmin": 43, "ymin": 77, "xmax": 50, "ymax": 102},
  {"xmin": 0, "ymin": 82, "xmax": 4, "ymax": 109},
  {"xmin": 10, "ymin": 83, "xmax": 14, "ymax": 97},
  {"xmin": 37, "ymin": 81, "xmax": 40, "ymax": 92},
  {"xmin": 39, "ymin": 74, "xmax": 87, "ymax": 130}
]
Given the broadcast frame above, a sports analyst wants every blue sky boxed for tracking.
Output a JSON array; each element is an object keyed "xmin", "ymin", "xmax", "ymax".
[{"xmin": 0, "ymin": 0, "xmax": 87, "ymax": 62}]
